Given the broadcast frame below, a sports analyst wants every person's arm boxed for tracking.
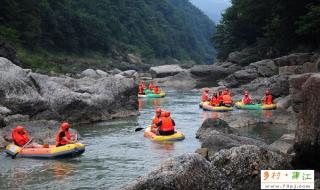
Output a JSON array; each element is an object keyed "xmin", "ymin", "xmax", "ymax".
[
  {"xmin": 156, "ymin": 120, "xmax": 162, "ymax": 127},
  {"xmin": 62, "ymin": 137, "xmax": 76, "ymax": 144}
]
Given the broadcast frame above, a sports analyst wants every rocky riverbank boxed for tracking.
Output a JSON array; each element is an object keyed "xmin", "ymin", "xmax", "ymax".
[
  {"xmin": 122, "ymin": 51, "xmax": 320, "ymax": 189},
  {"xmin": 0, "ymin": 57, "xmax": 139, "ymax": 147}
]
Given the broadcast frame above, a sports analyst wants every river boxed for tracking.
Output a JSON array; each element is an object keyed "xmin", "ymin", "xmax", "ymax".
[{"xmin": 0, "ymin": 90, "xmax": 289, "ymax": 189}]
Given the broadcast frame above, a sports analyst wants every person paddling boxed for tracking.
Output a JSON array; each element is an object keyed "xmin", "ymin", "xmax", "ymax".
[
  {"xmin": 263, "ymin": 90, "xmax": 273, "ymax": 105},
  {"xmin": 151, "ymin": 108, "xmax": 162, "ymax": 134},
  {"xmin": 222, "ymin": 90, "xmax": 233, "ymax": 107},
  {"xmin": 11, "ymin": 126, "xmax": 42, "ymax": 148},
  {"xmin": 153, "ymin": 86, "xmax": 160, "ymax": 94},
  {"xmin": 156, "ymin": 112, "xmax": 175, "ymax": 136},
  {"xmin": 149, "ymin": 82, "xmax": 155, "ymax": 90},
  {"xmin": 218, "ymin": 90, "xmax": 223, "ymax": 106},
  {"xmin": 56, "ymin": 122, "xmax": 76, "ymax": 147}
]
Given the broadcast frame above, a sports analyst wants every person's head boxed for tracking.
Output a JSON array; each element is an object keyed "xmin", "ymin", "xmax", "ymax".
[
  {"xmin": 226, "ymin": 88, "xmax": 229, "ymax": 92},
  {"xmin": 213, "ymin": 92, "xmax": 217, "ymax": 97},
  {"xmin": 60, "ymin": 122, "xmax": 70, "ymax": 131},
  {"xmin": 218, "ymin": 91, "xmax": 222, "ymax": 95},
  {"xmin": 223, "ymin": 91, "xmax": 228, "ymax": 95},
  {"xmin": 156, "ymin": 108, "xmax": 162, "ymax": 117},
  {"xmin": 265, "ymin": 90, "xmax": 270, "ymax": 95},
  {"xmin": 244, "ymin": 90, "xmax": 249, "ymax": 96},
  {"xmin": 16, "ymin": 126, "xmax": 25, "ymax": 135},
  {"xmin": 165, "ymin": 111, "xmax": 171, "ymax": 117},
  {"xmin": 204, "ymin": 88, "xmax": 209, "ymax": 93}
]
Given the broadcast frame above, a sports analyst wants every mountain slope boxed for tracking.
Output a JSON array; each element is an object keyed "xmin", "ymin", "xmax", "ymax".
[{"xmin": 0, "ymin": 0, "xmax": 215, "ymax": 66}]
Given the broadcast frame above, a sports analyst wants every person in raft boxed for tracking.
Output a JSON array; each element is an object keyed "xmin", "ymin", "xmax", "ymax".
[
  {"xmin": 262, "ymin": 90, "xmax": 273, "ymax": 105},
  {"xmin": 138, "ymin": 83, "xmax": 145, "ymax": 95},
  {"xmin": 242, "ymin": 91, "xmax": 253, "ymax": 105},
  {"xmin": 201, "ymin": 88, "xmax": 210, "ymax": 102},
  {"xmin": 210, "ymin": 92, "xmax": 220, "ymax": 106},
  {"xmin": 151, "ymin": 108, "xmax": 162, "ymax": 133},
  {"xmin": 149, "ymin": 82, "xmax": 155, "ymax": 90},
  {"xmin": 222, "ymin": 90, "xmax": 233, "ymax": 107},
  {"xmin": 156, "ymin": 111, "xmax": 176, "ymax": 136},
  {"xmin": 218, "ymin": 90, "xmax": 224, "ymax": 105},
  {"xmin": 11, "ymin": 126, "xmax": 42, "ymax": 148},
  {"xmin": 56, "ymin": 122, "xmax": 77, "ymax": 147},
  {"xmin": 153, "ymin": 86, "xmax": 160, "ymax": 94}
]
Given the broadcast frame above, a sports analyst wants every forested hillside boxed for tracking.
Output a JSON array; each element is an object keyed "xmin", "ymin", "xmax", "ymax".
[
  {"xmin": 213, "ymin": 0, "xmax": 320, "ymax": 60},
  {"xmin": 0, "ymin": 0, "xmax": 215, "ymax": 70}
]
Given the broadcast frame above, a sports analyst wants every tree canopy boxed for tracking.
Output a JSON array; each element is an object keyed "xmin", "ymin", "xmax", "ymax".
[
  {"xmin": 213, "ymin": 0, "xmax": 320, "ymax": 60},
  {"xmin": 0, "ymin": 0, "xmax": 215, "ymax": 64}
]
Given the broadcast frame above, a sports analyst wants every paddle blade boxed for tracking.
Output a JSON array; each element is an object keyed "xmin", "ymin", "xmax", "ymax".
[{"xmin": 135, "ymin": 128, "xmax": 144, "ymax": 132}]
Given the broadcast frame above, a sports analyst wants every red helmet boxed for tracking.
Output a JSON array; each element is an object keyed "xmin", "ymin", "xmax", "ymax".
[
  {"xmin": 165, "ymin": 111, "xmax": 171, "ymax": 117},
  {"xmin": 156, "ymin": 108, "xmax": 162, "ymax": 113},
  {"xmin": 60, "ymin": 122, "xmax": 70, "ymax": 131}
]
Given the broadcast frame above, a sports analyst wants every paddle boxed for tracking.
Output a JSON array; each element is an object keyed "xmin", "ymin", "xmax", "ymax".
[
  {"xmin": 11, "ymin": 138, "xmax": 33, "ymax": 159},
  {"xmin": 135, "ymin": 127, "xmax": 144, "ymax": 132}
]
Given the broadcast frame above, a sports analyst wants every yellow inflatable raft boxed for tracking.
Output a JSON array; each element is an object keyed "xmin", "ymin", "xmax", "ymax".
[{"xmin": 144, "ymin": 127, "xmax": 185, "ymax": 142}]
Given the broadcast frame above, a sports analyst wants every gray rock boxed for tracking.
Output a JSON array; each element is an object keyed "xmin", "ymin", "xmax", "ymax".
[
  {"xmin": 249, "ymin": 59, "xmax": 278, "ymax": 77},
  {"xmin": 279, "ymin": 65, "xmax": 304, "ymax": 75},
  {"xmin": 223, "ymin": 68, "xmax": 258, "ymax": 87},
  {"xmin": 274, "ymin": 53, "xmax": 312, "ymax": 67},
  {"xmin": 196, "ymin": 118, "xmax": 237, "ymax": 140},
  {"xmin": 211, "ymin": 145, "xmax": 292, "ymax": 189},
  {"xmin": 0, "ymin": 57, "xmax": 48, "ymax": 115},
  {"xmin": 96, "ymin": 69, "xmax": 109, "ymax": 77},
  {"xmin": 4, "ymin": 114, "xmax": 30, "ymax": 124},
  {"xmin": 276, "ymin": 95, "xmax": 292, "ymax": 109},
  {"xmin": 153, "ymin": 71, "xmax": 197, "ymax": 90},
  {"xmin": 190, "ymin": 65, "xmax": 229, "ymax": 77},
  {"xmin": 268, "ymin": 134, "xmax": 294, "ymax": 154},
  {"xmin": 120, "ymin": 70, "xmax": 138, "ymax": 78},
  {"xmin": 127, "ymin": 54, "xmax": 143, "ymax": 65},
  {"xmin": 0, "ymin": 106, "xmax": 12, "ymax": 116},
  {"xmin": 0, "ymin": 41, "xmax": 21, "ymax": 66},
  {"xmin": 109, "ymin": 68, "xmax": 122, "ymax": 75},
  {"xmin": 122, "ymin": 153, "xmax": 231, "ymax": 190},
  {"xmin": 150, "ymin": 65, "xmax": 185, "ymax": 78},
  {"xmin": 29, "ymin": 73, "xmax": 138, "ymax": 122},
  {"xmin": 291, "ymin": 73, "xmax": 320, "ymax": 168},
  {"xmin": 227, "ymin": 48, "xmax": 257, "ymax": 65},
  {"xmin": 81, "ymin": 69, "xmax": 99, "ymax": 79}
]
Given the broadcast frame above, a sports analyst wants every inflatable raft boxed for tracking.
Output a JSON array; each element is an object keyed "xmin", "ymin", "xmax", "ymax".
[
  {"xmin": 144, "ymin": 127, "xmax": 185, "ymax": 142},
  {"xmin": 202, "ymin": 102, "xmax": 233, "ymax": 112},
  {"xmin": 5, "ymin": 143, "xmax": 85, "ymax": 159},
  {"xmin": 138, "ymin": 92, "xmax": 166, "ymax": 98},
  {"xmin": 199, "ymin": 101, "xmax": 209, "ymax": 108},
  {"xmin": 235, "ymin": 102, "xmax": 277, "ymax": 110}
]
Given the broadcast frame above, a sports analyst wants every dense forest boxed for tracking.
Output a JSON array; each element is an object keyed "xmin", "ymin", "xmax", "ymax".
[
  {"xmin": 213, "ymin": 0, "xmax": 320, "ymax": 60},
  {"xmin": 0, "ymin": 0, "xmax": 215, "ymax": 68}
]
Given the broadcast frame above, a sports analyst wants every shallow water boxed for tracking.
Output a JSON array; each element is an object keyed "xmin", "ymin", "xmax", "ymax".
[{"xmin": 0, "ymin": 90, "xmax": 290, "ymax": 189}]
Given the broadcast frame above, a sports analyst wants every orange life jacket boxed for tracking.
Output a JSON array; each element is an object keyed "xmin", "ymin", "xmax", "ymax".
[
  {"xmin": 56, "ymin": 130, "xmax": 71, "ymax": 146},
  {"xmin": 152, "ymin": 116, "xmax": 161, "ymax": 128},
  {"xmin": 201, "ymin": 93, "xmax": 209, "ymax": 102},
  {"xmin": 223, "ymin": 94, "xmax": 232, "ymax": 104},
  {"xmin": 211, "ymin": 96, "xmax": 220, "ymax": 106},
  {"xmin": 159, "ymin": 117, "xmax": 175, "ymax": 132},
  {"xmin": 12, "ymin": 129, "xmax": 29, "ymax": 147},
  {"xmin": 153, "ymin": 86, "xmax": 160, "ymax": 94},
  {"xmin": 263, "ymin": 95, "xmax": 273, "ymax": 105}
]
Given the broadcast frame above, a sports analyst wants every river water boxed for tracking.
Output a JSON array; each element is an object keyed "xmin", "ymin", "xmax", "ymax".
[{"xmin": 0, "ymin": 90, "xmax": 289, "ymax": 189}]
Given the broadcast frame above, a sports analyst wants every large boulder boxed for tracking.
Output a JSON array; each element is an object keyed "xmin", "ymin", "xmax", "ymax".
[
  {"xmin": 223, "ymin": 68, "xmax": 258, "ymax": 87},
  {"xmin": 273, "ymin": 53, "xmax": 312, "ymax": 67},
  {"xmin": 276, "ymin": 95, "xmax": 292, "ymax": 110},
  {"xmin": 153, "ymin": 71, "xmax": 197, "ymax": 90},
  {"xmin": 291, "ymin": 73, "xmax": 320, "ymax": 168},
  {"xmin": 80, "ymin": 69, "xmax": 99, "ymax": 79},
  {"xmin": 0, "ymin": 57, "xmax": 48, "ymax": 115},
  {"xmin": 249, "ymin": 59, "xmax": 278, "ymax": 77},
  {"xmin": 190, "ymin": 65, "xmax": 229, "ymax": 78},
  {"xmin": 122, "ymin": 154, "xmax": 231, "ymax": 190},
  {"xmin": 211, "ymin": 145, "xmax": 292, "ymax": 189},
  {"xmin": 150, "ymin": 65, "xmax": 185, "ymax": 78},
  {"xmin": 227, "ymin": 48, "xmax": 259, "ymax": 65},
  {"xmin": 0, "ymin": 40, "xmax": 21, "ymax": 66},
  {"xmin": 278, "ymin": 65, "xmax": 304, "ymax": 75},
  {"xmin": 29, "ymin": 73, "xmax": 138, "ymax": 122}
]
